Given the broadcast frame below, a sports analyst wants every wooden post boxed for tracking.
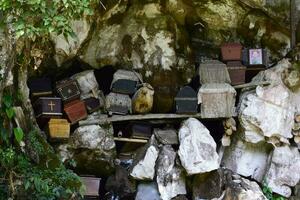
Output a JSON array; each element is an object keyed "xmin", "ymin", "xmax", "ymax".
[{"xmin": 291, "ymin": 0, "xmax": 297, "ymax": 49}]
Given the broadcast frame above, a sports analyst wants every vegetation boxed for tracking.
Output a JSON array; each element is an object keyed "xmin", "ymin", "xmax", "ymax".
[
  {"xmin": 262, "ymin": 181, "xmax": 286, "ymax": 200},
  {"xmin": 0, "ymin": 0, "xmax": 98, "ymax": 199}
]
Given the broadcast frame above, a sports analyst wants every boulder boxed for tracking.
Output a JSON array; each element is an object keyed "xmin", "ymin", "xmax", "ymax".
[
  {"xmin": 178, "ymin": 118, "xmax": 219, "ymax": 175},
  {"xmin": 264, "ymin": 145, "xmax": 300, "ymax": 198},
  {"xmin": 57, "ymin": 125, "xmax": 116, "ymax": 177},
  {"xmin": 135, "ymin": 182, "xmax": 161, "ymax": 200},
  {"xmin": 156, "ymin": 145, "xmax": 186, "ymax": 200},
  {"xmin": 130, "ymin": 135, "xmax": 159, "ymax": 180},
  {"xmin": 221, "ymin": 135, "xmax": 272, "ymax": 182},
  {"xmin": 154, "ymin": 128, "xmax": 178, "ymax": 145}
]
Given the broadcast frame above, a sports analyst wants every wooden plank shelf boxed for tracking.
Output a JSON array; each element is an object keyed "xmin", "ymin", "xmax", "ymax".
[
  {"xmin": 79, "ymin": 113, "xmax": 203, "ymax": 126},
  {"xmin": 114, "ymin": 137, "xmax": 148, "ymax": 143}
]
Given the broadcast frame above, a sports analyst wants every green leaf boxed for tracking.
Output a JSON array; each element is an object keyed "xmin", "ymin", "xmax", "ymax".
[
  {"xmin": 6, "ymin": 107, "xmax": 15, "ymax": 119},
  {"xmin": 3, "ymin": 94, "xmax": 12, "ymax": 108},
  {"xmin": 13, "ymin": 127, "xmax": 24, "ymax": 143}
]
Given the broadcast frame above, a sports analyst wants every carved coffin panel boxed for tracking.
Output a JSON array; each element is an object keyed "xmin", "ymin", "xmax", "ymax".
[
  {"xmin": 106, "ymin": 92, "xmax": 132, "ymax": 115},
  {"xmin": 56, "ymin": 79, "xmax": 81, "ymax": 102}
]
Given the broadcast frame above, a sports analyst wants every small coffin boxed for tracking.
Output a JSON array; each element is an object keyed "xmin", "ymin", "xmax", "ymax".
[
  {"xmin": 48, "ymin": 119, "xmax": 70, "ymax": 139},
  {"xmin": 28, "ymin": 77, "xmax": 53, "ymax": 98},
  {"xmin": 199, "ymin": 60, "xmax": 231, "ymax": 84},
  {"xmin": 64, "ymin": 100, "xmax": 87, "ymax": 124},
  {"xmin": 81, "ymin": 176, "xmax": 101, "ymax": 199},
  {"xmin": 110, "ymin": 70, "xmax": 142, "ymax": 95},
  {"xmin": 56, "ymin": 79, "xmax": 81, "ymax": 102},
  {"xmin": 130, "ymin": 122, "xmax": 152, "ymax": 139},
  {"xmin": 33, "ymin": 97, "xmax": 62, "ymax": 118},
  {"xmin": 221, "ymin": 43, "xmax": 243, "ymax": 61},
  {"xmin": 242, "ymin": 48, "xmax": 268, "ymax": 67},
  {"xmin": 227, "ymin": 66, "xmax": 246, "ymax": 85},
  {"xmin": 175, "ymin": 86, "xmax": 198, "ymax": 114},
  {"xmin": 198, "ymin": 83, "xmax": 236, "ymax": 118},
  {"xmin": 71, "ymin": 70, "xmax": 99, "ymax": 95},
  {"xmin": 84, "ymin": 97, "xmax": 101, "ymax": 114},
  {"xmin": 106, "ymin": 92, "xmax": 132, "ymax": 115}
]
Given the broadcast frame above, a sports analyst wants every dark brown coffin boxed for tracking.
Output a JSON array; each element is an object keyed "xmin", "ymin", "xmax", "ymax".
[
  {"xmin": 28, "ymin": 77, "xmax": 53, "ymax": 98},
  {"xmin": 242, "ymin": 48, "xmax": 268, "ymax": 67},
  {"xmin": 227, "ymin": 66, "xmax": 246, "ymax": 85},
  {"xmin": 221, "ymin": 43, "xmax": 242, "ymax": 61},
  {"xmin": 64, "ymin": 100, "xmax": 87, "ymax": 124},
  {"xmin": 56, "ymin": 79, "xmax": 80, "ymax": 102},
  {"xmin": 84, "ymin": 97, "xmax": 101, "ymax": 114},
  {"xmin": 174, "ymin": 86, "xmax": 198, "ymax": 114},
  {"xmin": 81, "ymin": 177, "xmax": 101, "ymax": 198},
  {"xmin": 130, "ymin": 122, "xmax": 152, "ymax": 139}
]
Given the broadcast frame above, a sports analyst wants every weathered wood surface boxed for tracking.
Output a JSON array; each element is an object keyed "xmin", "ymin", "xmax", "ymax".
[
  {"xmin": 79, "ymin": 113, "xmax": 202, "ymax": 126},
  {"xmin": 233, "ymin": 81, "xmax": 270, "ymax": 89},
  {"xmin": 114, "ymin": 137, "xmax": 148, "ymax": 143}
]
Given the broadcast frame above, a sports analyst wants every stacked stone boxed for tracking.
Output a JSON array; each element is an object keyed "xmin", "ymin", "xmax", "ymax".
[
  {"xmin": 221, "ymin": 117, "xmax": 237, "ymax": 146},
  {"xmin": 293, "ymin": 114, "xmax": 300, "ymax": 145}
]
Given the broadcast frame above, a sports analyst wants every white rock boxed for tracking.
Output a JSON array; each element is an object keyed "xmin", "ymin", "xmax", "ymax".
[
  {"xmin": 156, "ymin": 145, "xmax": 186, "ymax": 200},
  {"xmin": 222, "ymin": 138, "xmax": 271, "ymax": 182},
  {"xmin": 264, "ymin": 146, "xmax": 300, "ymax": 197},
  {"xmin": 231, "ymin": 178, "xmax": 267, "ymax": 200},
  {"xmin": 222, "ymin": 135, "xmax": 231, "ymax": 146},
  {"xmin": 178, "ymin": 118, "xmax": 219, "ymax": 175},
  {"xmin": 135, "ymin": 182, "xmax": 161, "ymax": 200},
  {"xmin": 130, "ymin": 136, "xmax": 159, "ymax": 180}
]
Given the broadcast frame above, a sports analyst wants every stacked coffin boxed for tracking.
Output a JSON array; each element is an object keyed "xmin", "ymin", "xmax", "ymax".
[
  {"xmin": 198, "ymin": 60, "xmax": 236, "ymax": 118},
  {"xmin": 221, "ymin": 43, "xmax": 246, "ymax": 85}
]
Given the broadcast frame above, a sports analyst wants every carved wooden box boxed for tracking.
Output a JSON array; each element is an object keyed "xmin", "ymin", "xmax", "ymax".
[
  {"xmin": 174, "ymin": 86, "xmax": 198, "ymax": 114},
  {"xmin": 48, "ymin": 119, "xmax": 70, "ymax": 139},
  {"xmin": 198, "ymin": 83, "xmax": 236, "ymax": 118},
  {"xmin": 199, "ymin": 60, "xmax": 231, "ymax": 84},
  {"xmin": 84, "ymin": 97, "xmax": 102, "ymax": 114},
  {"xmin": 64, "ymin": 100, "xmax": 88, "ymax": 124},
  {"xmin": 56, "ymin": 79, "xmax": 81, "ymax": 102},
  {"xmin": 106, "ymin": 92, "xmax": 132, "ymax": 115},
  {"xmin": 221, "ymin": 43, "xmax": 242, "ymax": 61}
]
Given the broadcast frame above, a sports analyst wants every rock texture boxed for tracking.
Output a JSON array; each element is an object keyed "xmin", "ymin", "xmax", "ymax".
[
  {"xmin": 57, "ymin": 125, "xmax": 116, "ymax": 177},
  {"xmin": 135, "ymin": 182, "xmax": 161, "ymax": 200},
  {"xmin": 130, "ymin": 136, "xmax": 159, "ymax": 180},
  {"xmin": 264, "ymin": 146, "xmax": 300, "ymax": 197},
  {"xmin": 178, "ymin": 118, "xmax": 219, "ymax": 175},
  {"xmin": 156, "ymin": 145, "xmax": 186, "ymax": 200}
]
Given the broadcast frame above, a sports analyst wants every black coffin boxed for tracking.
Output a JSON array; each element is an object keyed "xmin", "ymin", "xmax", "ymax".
[
  {"xmin": 111, "ymin": 79, "xmax": 137, "ymax": 95},
  {"xmin": 174, "ymin": 86, "xmax": 198, "ymax": 114}
]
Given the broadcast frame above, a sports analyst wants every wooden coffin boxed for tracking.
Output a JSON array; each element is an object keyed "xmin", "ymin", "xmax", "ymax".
[
  {"xmin": 28, "ymin": 77, "xmax": 52, "ymax": 98},
  {"xmin": 33, "ymin": 97, "xmax": 62, "ymax": 118},
  {"xmin": 199, "ymin": 60, "xmax": 231, "ymax": 84},
  {"xmin": 221, "ymin": 43, "xmax": 242, "ymax": 61},
  {"xmin": 130, "ymin": 122, "xmax": 152, "ymax": 139},
  {"xmin": 110, "ymin": 70, "xmax": 142, "ymax": 95},
  {"xmin": 227, "ymin": 66, "xmax": 246, "ymax": 85},
  {"xmin": 64, "ymin": 100, "xmax": 88, "ymax": 124},
  {"xmin": 154, "ymin": 128, "xmax": 178, "ymax": 145},
  {"xmin": 71, "ymin": 70, "xmax": 99, "ymax": 95},
  {"xmin": 198, "ymin": 83, "xmax": 236, "ymax": 118},
  {"xmin": 174, "ymin": 86, "xmax": 198, "ymax": 114},
  {"xmin": 48, "ymin": 119, "xmax": 70, "ymax": 139},
  {"xmin": 84, "ymin": 97, "xmax": 101, "ymax": 114},
  {"xmin": 81, "ymin": 176, "xmax": 101, "ymax": 199},
  {"xmin": 106, "ymin": 92, "xmax": 132, "ymax": 115},
  {"xmin": 56, "ymin": 79, "xmax": 81, "ymax": 102},
  {"xmin": 242, "ymin": 48, "xmax": 268, "ymax": 67}
]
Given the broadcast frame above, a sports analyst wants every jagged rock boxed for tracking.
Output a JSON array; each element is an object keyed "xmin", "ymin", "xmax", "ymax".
[
  {"xmin": 178, "ymin": 118, "xmax": 219, "ymax": 175},
  {"xmin": 130, "ymin": 135, "xmax": 159, "ymax": 180},
  {"xmin": 240, "ymin": 85, "xmax": 294, "ymax": 143},
  {"xmin": 154, "ymin": 128, "xmax": 178, "ymax": 145},
  {"xmin": 156, "ymin": 145, "xmax": 186, "ymax": 200},
  {"xmin": 106, "ymin": 164, "xmax": 136, "ymax": 199},
  {"xmin": 193, "ymin": 169, "xmax": 226, "ymax": 200},
  {"xmin": 57, "ymin": 125, "xmax": 116, "ymax": 177},
  {"xmin": 135, "ymin": 182, "xmax": 161, "ymax": 200},
  {"xmin": 223, "ymin": 177, "xmax": 267, "ymax": 200},
  {"xmin": 222, "ymin": 135, "xmax": 272, "ymax": 182},
  {"xmin": 264, "ymin": 145, "xmax": 300, "ymax": 197}
]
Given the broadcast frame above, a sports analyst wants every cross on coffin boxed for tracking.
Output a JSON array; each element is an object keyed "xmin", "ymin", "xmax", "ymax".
[{"xmin": 48, "ymin": 101, "xmax": 56, "ymax": 111}]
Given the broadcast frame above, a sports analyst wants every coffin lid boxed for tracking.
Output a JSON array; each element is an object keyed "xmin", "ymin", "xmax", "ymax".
[
  {"xmin": 112, "ymin": 69, "xmax": 143, "ymax": 83},
  {"xmin": 199, "ymin": 60, "xmax": 231, "ymax": 84},
  {"xmin": 175, "ymin": 86, "xmax": 197, "ymax": 99},
  {"xmin": 199, "ymin": 83, "xmax": 236, "ymax": 93},
  {"xmin": 49, "ymin": 118, "xmax": 69, "ymax": 124}
]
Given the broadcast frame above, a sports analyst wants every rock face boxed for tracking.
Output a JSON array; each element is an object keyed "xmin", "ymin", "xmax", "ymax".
[
  {"xmin": 130, "ymin": 135, "xmax": 159, "ymax": 180},
  {"xmin": 57, "ymin": 125, "xmax": 116, "ymax": 177},
  {"xmin": 135, "ymin": 182, "xmax": 161, "ymax": 200},
  {"xmin": 264, "ymin": 146, "xmax": 300, "ymax": 197},
  {"xmin": 156, "ymin": 145, "xmax": 186, "ymax": 200},
  {"xmin": 178, "ymin": 118, "xmax": 219, "ymax": 175}
]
